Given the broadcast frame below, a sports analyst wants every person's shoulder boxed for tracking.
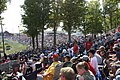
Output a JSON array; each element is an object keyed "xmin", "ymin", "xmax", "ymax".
[{"xmin": 75, "ymin": 75, "xmax": 84, "ymax": 80}]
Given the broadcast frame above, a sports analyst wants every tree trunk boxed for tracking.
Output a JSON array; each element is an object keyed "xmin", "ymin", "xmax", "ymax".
[
  {"xmin": 68, "ymin": 26, "xmax": 71, "ymax": 43},
  {"xmin": 110, "ymin": 12, "xmax": 112, "ymax": 29},
  {"xmin": 42, "ymin": 26, "xmax": 44, "ymax": 51},
  {"xmin": 36, "ymin": 34, "xmax": 39, "ymax": 49},
  {"xmin": 32, "ymin": 36, "xmax": 35, "ymax": 49},
  {"xmin": 53, "ymin": 23, "xmax": 56, "ymax": 48}
]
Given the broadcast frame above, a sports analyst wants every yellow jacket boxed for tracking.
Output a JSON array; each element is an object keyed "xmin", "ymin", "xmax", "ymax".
[{"xmin": 43, "ymin": 61, "xmax": 60, "ymax": 80}]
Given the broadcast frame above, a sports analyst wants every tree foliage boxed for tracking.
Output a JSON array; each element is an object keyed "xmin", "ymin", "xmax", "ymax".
[
  {"xmin": 22, "ymin": 0, "xmax": 50, "ymax": 49},
  {"xmin": 104, "ymin": 0, "xmax": 120, "ymax": 30},
  {"xmin": 85, "ymin": 1, "xmax": 103, "ymax": 34},
  {"xmin": 62, "ymin": 0, "xmax": 86, "ymax": 42}
]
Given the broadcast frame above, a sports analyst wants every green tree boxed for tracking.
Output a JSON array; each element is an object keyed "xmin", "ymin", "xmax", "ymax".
[
  {"xmin": 48, "ymin": 0, "xmax": 63, "ymax": 47},
  {"xmin": 104, "ymin": 0, "xmax": 120, "ymax": 30},
  {"xmin": 40, "ymin": 0, "xmax": 50, "ymax": 51},
  {"xmin": 22, "ymin": 0, "xmax": 41, "ymax": 49},
  {"xmin": 62, "ymin": 0, "xmax": 84, "ymax": 43},
  {"xmin": 85, "ymin": 1, "xmax": 103, "ymax": 35},
  {"xmin": 22, "ymin": 0, "xmax": 50, "ymax": 50}
]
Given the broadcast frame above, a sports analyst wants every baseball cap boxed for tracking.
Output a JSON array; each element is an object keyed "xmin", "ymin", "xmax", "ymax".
[{"xmin": 51, "ymin": 53, "xmax": 59, "ymax": 59}]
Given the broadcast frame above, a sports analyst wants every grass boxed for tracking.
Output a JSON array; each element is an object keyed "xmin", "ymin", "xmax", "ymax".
[{"xmin": 0, "ymin": 39, "xmax": 27, "ymax": 55}]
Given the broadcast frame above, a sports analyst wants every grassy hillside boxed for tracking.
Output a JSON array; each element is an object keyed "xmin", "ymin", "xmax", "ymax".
[{"xmin": 0, "ymin": 39, "xmax": 27, "ymax": 55}]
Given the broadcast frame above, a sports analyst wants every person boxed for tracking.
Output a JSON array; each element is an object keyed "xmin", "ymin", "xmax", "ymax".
[
  {"xmin": 37, "ymin": 54, "xmax": 61, "ymax": 80},
  {"xmin": 53, "ymin": 62, "xmax": 63, "ymax": 80},
  {"xmin": 115, "ymin": 68, "xmax": 120, "ymax": 80},
  {"xmin": 113, "ymin": 46, "xmax": 120, "ymax": 61},
  {"xmin": 53, "ymin": 55, "xmax": 72, "ymax": 80},
  {"xmin": 76, "ymin": 61, "xmax": 96, "ymax": 80},
  {"xmin": 11, "ymin": 64, "xmax": 26, "ymax": 80},
  {"xmin": 85, "ymin": 39, "xmax": 93, "ymax": 51},
  {"xmin": 88, "ymin": 49, "xmax": 98, "ymax": 74},
  {"xmin": 82, "ymin": 55, "xmax": 96, "ymax": 75},
  {"xmin": 63, "ymin": 55, "xmax": 72, "ymax": 67},
  {"xmin": 60, "ymin": 67, "xmax": 76, "ymax": 80},
  {"xmin": 95, "ymin": 50, "xmax": 102, "ymax": 65},
  {"xmin": 115, "ymin": 26, "xmax": 120, "ymax": 39},
  {"xmin": 73, "ymin": 40, "xmax": 79, "ymax": 56}
]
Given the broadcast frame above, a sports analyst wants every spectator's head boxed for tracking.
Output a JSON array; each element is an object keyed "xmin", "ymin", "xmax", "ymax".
[
  {"xmin": 113, "ymin": 46, "xmax": 120, "ymax": 52},
  {"xmin": 99, "ymin": 46, "xmax": 105, "ymax": 51},
  {"xmin": 76, "ymin": 62, "xmax": 89, "ymax": 75},
  {"xmin": 52, "ymin": 54, "xmax": 59, "ymax": 62},
  {"xmin": 82, "ymin": 55, "xmax": 89, "ymax": 62},
  {"xmin": 87, "ymin": 49, "xmax": 95, "ymax": 58},
  {"xmin": 60, "ymin": 67, "xmax": 75, "ymax": 80},
  {"xmin": 96, "ymin": 50, "xmax": 100, "ymax": 55},
  {"xmin": 117, "ymin": 26, "xmax": 120, "ymax": 32},
  {"xmin": 64, "ymin": 55, "xmax": 71, "ymax": 62}
]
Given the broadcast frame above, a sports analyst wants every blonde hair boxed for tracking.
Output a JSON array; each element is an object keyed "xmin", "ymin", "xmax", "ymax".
[
  {"xmin": 76, "ymin": 62, "xmax": 89, "ymax": 71},
  {"xmin": 60, "ymin": 67, "xmax": 75, "ymax": 80}
]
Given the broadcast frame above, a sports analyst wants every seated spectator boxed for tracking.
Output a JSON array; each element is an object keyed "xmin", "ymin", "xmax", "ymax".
[
  {"xmin": 99, "ymin": 46, "xmax": 107, "ymax": 59},
  {"xmin": 113, "ymin": 46, "xmax": 120, "ymax": 61},
  {"xmin": 11, "ymin": 64, "xmax": 26, "ymax": 80},
  {"xmin": 63, "ymin": 55, "xmax": 72, "ymax": 67},
  {"xmin": 60, "ymin": 67, "xmax": 76, "ymax": 80},
  {"xmin": 53, "ymin": 55, "xmax": 72, "ymax": 80},
  {"xmin": 102, "ymin": 60, "xmax": 110, "ymax": 79},
  {"xmin": 71, "ymin": 57, "xmax": 79, "ymax": 74},
  {"xmin": 115, "ymin": 68, "xmax": 120, "ymax": 80},
  {"xmin": 76, "ymin": 61, "xmax": 96, "ymax": 80},
  {"xmin": 115, "ymin": 26, "xmax": 120, "ymax": 39},
  {"xmin": 37, "ymin": 54, "xmax": 61, "ymax": 80},
  {"xmin": 53, "ymin": 62, "xmax": 63, "ymax": 80}
]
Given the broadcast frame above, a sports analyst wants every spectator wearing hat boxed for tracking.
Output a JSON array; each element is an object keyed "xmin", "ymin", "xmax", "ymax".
[
  {"xmin": 82, "ymin": 55, "xmax": 96, "ymax": 75},
  {"xmin": 76, "ymin": 62, "xmax": 95, "ymax": 80},
  {"xmin": 99, "ymin": 46, "xmax": 107, "ymax": 59},
  {"xmin": 88, "ymin": 49, "xmax": 98, "ymax": 74},
  {"xmin": 37, "ymin": 54, "xmax": 61, "ymax": 80},
  {"xmin": 95, "ymin": 50, "xmax": 102, "ymax": 65}
]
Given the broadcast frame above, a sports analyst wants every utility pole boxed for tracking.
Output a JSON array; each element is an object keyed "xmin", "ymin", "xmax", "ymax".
[
  {"xmin": 0, "ymin": 20, "xmax": 5, "ymax": 57},
  {"xmin": 0, "ymin": 0, "xmax": 6, "ymax": 59}
]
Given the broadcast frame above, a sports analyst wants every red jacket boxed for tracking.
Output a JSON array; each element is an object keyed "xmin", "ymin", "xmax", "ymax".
[{"xmin": 88, "ymin": 62, "xmax": 96, "ymax": 75}]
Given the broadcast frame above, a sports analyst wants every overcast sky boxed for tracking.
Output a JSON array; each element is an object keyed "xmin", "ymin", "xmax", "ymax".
[
  {"xmin": 1, "ymin": 0, "xmax": 99, "ymax": 33},
  {"xmin": 1, "ymin": 0, "xmax": 24, "ymax": 33}
]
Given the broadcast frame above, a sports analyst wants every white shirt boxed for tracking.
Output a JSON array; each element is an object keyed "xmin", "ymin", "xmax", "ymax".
[{"xmin": 90, "ymin": 56, "xmax": 98, "ymax": 73}]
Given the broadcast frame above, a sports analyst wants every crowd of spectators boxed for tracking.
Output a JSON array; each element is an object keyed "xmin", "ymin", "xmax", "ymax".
[{"xmin": 0, "ymin": 26, "xmax": 120, "ymax": 80}]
